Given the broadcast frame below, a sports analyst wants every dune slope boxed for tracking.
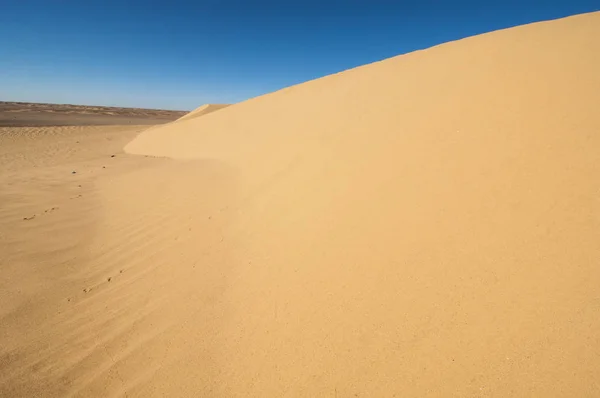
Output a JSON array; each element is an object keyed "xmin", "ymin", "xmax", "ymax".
[
  {"xmin": 125, "ymin": 11, "xmax": 600, "ymax": 396},
  {"xmin": 2, "ymin": 11, "xmax": 599, "ymax": 398},
  {"xmin": 173, "ymin": 103, "xmax": 230, "ymax": 123}
]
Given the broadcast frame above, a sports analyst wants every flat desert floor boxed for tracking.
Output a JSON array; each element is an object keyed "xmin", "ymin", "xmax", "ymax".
[
  {"xmin": 0, "ymin": 102, "xmax": 186, "ymax": 127},
  {"xmin": 1, "ymin": 11, "xmax": 600, "ymax": 398}
]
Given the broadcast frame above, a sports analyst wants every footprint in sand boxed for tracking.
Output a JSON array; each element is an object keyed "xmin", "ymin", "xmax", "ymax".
[{"xmin": 23, "ymin": 207, "xmax": 59, "ymax": 221}]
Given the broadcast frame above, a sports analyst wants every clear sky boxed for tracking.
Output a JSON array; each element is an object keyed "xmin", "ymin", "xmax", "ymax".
[{"xmin": 1, "ymin": 0, "xmax": 598, "ymax": 110}]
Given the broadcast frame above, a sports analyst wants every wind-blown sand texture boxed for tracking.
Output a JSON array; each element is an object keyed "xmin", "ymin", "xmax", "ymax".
[{"xmin": 1, "ymin": 12, "xmax": 600, "ymax": 397}]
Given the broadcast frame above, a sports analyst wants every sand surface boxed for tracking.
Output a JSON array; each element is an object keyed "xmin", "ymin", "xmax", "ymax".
[
  {"xmin": 0, "ymin": 102, "xmax": 186, "ymax": 127},
  {"xmin": 174, "ymin": 104, "xmax": 231, "ymax": 123},
  {"xmin": 2, "ymin": 12, "xmax": 600, "ymax": 397}
]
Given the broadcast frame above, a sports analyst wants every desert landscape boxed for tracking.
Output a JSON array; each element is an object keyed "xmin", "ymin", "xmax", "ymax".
[
  {"xmin": 0, "ymin": 101, "xmax": 186, "ymax": 127},
  {"xmin": 1, "ymin": 11, "xmax": 599, "ymax": 397}
]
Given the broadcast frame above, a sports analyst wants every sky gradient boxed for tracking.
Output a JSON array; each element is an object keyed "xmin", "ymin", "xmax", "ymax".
[{"xmin": 1, "ymin": 0, "xmax": 598, "ymax": 110}]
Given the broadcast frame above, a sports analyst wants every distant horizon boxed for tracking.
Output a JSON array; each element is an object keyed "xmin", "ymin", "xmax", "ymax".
[
  {"xmin": 1, "ymin": 1, "xmax": 598, "ymax": 110},
  {"xmin": 0, "ymin": 99, "xmax": 192, "ymax": 112}
]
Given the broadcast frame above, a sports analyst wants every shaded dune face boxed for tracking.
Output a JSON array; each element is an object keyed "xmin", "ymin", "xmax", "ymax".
[
  {"xmin": 173, "ymin": 104, "xmax": 231, "ymax": 123},
  {"xmin": 1, "ymin": 12, "xmax": 599, "ymax": 398}
]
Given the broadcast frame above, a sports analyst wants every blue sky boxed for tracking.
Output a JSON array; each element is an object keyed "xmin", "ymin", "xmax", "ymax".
[{"xmin": 1, "ymin": 0, "xmax": 598, "ymax": 110}]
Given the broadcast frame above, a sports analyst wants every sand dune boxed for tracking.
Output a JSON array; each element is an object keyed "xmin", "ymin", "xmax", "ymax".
[
  {"xmin": 2, "ymin": 11, "xmax": 600, "ymax": 397},
  {"xmin": 174, "ymin": 104, "xmax": 231, "ymax": 123}
]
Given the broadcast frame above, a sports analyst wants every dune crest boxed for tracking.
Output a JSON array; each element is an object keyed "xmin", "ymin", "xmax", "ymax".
[{"xmin": 174, "ymin": 103, "xmax": 230, "ymax": 123}]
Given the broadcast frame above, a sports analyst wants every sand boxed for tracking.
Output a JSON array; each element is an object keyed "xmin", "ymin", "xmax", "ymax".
[
  {"xmin": 0, "ymin": 102, "xmax": 186, "ymax": 127},
  {"xmin": 1, "ymin": 11, "xmax": 600, "ymax": 397},
  {"xmin": 174, "ymin": 104, "xmax": 231, "ymax": 123}
]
